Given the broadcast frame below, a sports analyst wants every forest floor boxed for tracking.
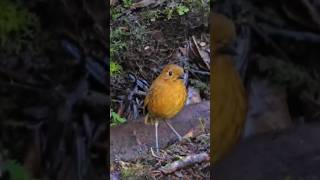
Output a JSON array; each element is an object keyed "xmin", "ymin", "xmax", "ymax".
[
  {"xmin": 110, "ymin": 0, "xmax": 211, "ymax": 179},
  {"xmin": 111, "ymin": 133, "xmax": 210, "ymax": 179}
]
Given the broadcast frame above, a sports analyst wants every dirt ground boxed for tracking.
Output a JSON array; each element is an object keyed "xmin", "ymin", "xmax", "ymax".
[{"xmin": 110, "ymin": 0, "xmax": 211, "ymax": 179}]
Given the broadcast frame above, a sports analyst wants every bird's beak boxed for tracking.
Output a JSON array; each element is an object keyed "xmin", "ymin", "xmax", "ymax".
[{"xmin": 178, "ymin": 74, "xmax": 184, "ymax": 79}]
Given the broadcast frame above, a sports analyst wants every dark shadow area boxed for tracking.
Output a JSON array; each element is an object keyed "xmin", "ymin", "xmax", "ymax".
[
  {"xmin": 213, "ymin": 0, "xmax": 320, "ymax": 179},
  {"xmin": 0, "ymin": 0, "xmax": 108, "ymax": 179}
]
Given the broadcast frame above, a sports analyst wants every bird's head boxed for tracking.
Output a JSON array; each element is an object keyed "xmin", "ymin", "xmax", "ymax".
[{"xmin": 160, "ymin": 64, "xmax": 185, "ymax": 81}]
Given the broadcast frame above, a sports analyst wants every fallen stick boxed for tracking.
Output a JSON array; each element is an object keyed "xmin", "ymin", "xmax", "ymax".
[{"xmin": 158, "ymin": 152, "xmax": 210, "ymax": 174}]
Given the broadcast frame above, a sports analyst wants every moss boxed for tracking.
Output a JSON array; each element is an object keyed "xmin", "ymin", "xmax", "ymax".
[
  {"xmin": 190, "ymin": 79, "xmax": 209, "ymax": 92},
  {"xmin": 5, "ymin": 160, "xmax": 31, "ymax": 180},
  {"xmin": 110, "ymin": 27, "xmax": 128, "ymax": 58},
  {"xmin": 140, "ymin": 10, "xmax": 161, "ymax": 22},
  {"xmin": 0, "ymin": 0, "xmax": 39, "ymax": 54},
  {"xmin": 110, "ymin": 61, "xmax": 123, "ymax": 76},
  {"xmin": 111, "ymin": 7, "xmax": 122, "ymax": 20},
  {"xmin": 123, "ymin": 0, "xmax": 133, "ymax": 8},
  {"xmin": 120, "ymin": 163, "xmax": 151, "ymax": 180}
]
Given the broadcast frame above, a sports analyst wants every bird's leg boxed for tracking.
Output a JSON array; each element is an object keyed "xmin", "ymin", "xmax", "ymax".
[
  {"xmin": 155, "ymin": 121, "xmax": 159, "ymax": 153},
  {"xmin": 165, "ymin": 121, "xmax": 182, "ymax": 141}
]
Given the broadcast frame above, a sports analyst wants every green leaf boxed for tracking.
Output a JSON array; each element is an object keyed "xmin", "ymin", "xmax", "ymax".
[
  {"xmin": 111, "ymin": 111, "xmax": 126, "ymax": 127},
  {"xmin": 110, "ymin": 61, "xmax": 122, "ymax": 76},
  {"xmin": 123, "ymin": 0, "xmax": 133, "ymax": 8},
  {"xmin": 176, "ymin": 5, "xmax": 189, "ymax": 16}
]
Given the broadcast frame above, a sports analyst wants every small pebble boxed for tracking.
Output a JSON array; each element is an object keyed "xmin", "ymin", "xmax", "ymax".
[{"xmin": 199, "ymin": 42, "xmax": 206, "ymax": 47}]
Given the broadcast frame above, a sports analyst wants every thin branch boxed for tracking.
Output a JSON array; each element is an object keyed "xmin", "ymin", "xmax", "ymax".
[
  {"xmin": 261, "ymin": 24, "xmax": 320, "ymax": 43},
  {"xmin": 158, "ymin": 152, "xmax": 210, "ymax": 174},
  {"xmin": 301, "ymin": 0, "xmax": 320, "ymax": 30},
  {"xmin": 249, "ymin": 23, "xmax": 291, "ymax": 62}
]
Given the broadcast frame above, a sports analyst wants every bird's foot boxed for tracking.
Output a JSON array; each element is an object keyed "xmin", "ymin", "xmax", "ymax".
[
  {"xmin": 177, "ymin": 134, "xmax": 182, "ymax": 141},
  {"xmin": 182, "ymin": 137, "xmax": 193, "ymax": 144},
  {"xmin": 150, "ymin": 147, "xmax": 164, "ymax": 159}
]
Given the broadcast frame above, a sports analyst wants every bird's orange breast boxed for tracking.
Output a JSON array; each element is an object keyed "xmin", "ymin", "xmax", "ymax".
[
  {"xmin": 212, "ymin": 54, "xmax": 247, "ymax": 164},
  {"xmin": 146, "ymin": 78, "xmax": 187, "ymax": 120},
  {"xmin": 210, "ymin": 13, "xmax": 248, "ymax": 165}
]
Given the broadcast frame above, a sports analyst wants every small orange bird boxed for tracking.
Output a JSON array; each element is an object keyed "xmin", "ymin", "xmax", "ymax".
[
  {"xmin": 144, "ymin": 64, "xmax": 187, "ymax": 154},
  {"xmin": 211, "ymin": 12, "xmax": 236, "ymax": 52},
  {"xmin": 210, "ymin": 13, "xmax": 248, "ymax": 164}
]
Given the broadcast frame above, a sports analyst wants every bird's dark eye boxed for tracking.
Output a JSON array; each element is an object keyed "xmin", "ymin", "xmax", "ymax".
[{"xmin": 168, "ymin": 71, "xmax": 173, "ymax": 76}]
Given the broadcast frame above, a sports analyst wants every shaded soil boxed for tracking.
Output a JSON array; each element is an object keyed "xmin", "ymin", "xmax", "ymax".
[
  {"xmin": 0, "ymin": 0, "xmax": 107, "ymax": 179},
  {"xmin": 214, "ymin": 123, "xmax": 320, "ymax": 180},
  {"xmin": 213, "ymin": 0, "xmax": 320, "ymax": 179}
]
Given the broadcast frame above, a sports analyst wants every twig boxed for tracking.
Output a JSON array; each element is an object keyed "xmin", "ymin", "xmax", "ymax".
[
  {"xmin": 282, "ymin": 5, "xmax": 314, "ymax": 30},
  {"xmin": 191, "ymin": 36, "xmax": 210, "ymax": 70},
  {"xmin": 116, "ymin": 0, "xmax": 165, "ymax": 20},
  {"xmin": 151, "ymin": 147, "xmax": 165, "ymax": 159},
  {"xmin": 249, "ymin": 23, "xmax": 291, "ymax": 62},
  {"xmin": 235, "ymin": 24, "xmax": 251, "ymax": 79},
  {"xmin": 158, "ymin": 152, "xmax": 210, "ymax": 174},
  {"xmin": 189, "ymin": 69, "xmax": 210, "ymax": 76},
  {"xmin": 261, "ymin": 24, "xmax": 320, "ymax": 43},
  {"xmin": 301, "ymin": 0, "xmax": 320, "ymax": 30}
]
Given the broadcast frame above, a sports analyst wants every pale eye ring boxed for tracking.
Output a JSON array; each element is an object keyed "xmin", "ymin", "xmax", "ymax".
[{"xmin": 168, "ymin": 71, "xmax": 173, "ymax": 76}]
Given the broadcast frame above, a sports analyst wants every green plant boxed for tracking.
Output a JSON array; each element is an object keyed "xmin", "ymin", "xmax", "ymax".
[
  {"xmin": 5, "ymin": 160, "xmax": 31, "ymax": 180},
  {"xmin": 111, "ymin": 27, "xmax": 129, "ymax": 41},
  {"xmin": 110, "ymin": 40, "xmax": 127, "ymax": 58},
  {"xmin": 190, "ymin": 79, "xmax": 209, "ymax": 92},
  {"xmin": 164, "ymin": 7, "xmax": 174, "ymax": 20},
  {"xmin": 111, "ymin": 110, "xmax": 126, "ymax": 127},
  {"xmin": 130, "ymin": 25, "xmax": 147, "ymax": 43},
  {"xmin": 0, "ymin": 0, "xmax": 39, "ymax": 54},
  {"xmin": 164, "ymin": 3, "xmax": 190, "ymax": 20},
  {"xmin": 110, "ymin": 27, "xmax": 128, "ymax": 58},
  {"xmin": 123, "ymin": 0, "xmax": 133, "ymax": 8},
  {"xmin": 111, "ymin": 7, "xmax": 122, "ymax": 20},
  {"xmin": 110, "ymin": 27, "xmax": 128, "ymax": 78},
  {"xmin": 110, "ymin": 61, "xmax": 123, "ymax": 76},
  {"xmin": 140, "ymin": 9, "xmax": 161, "ymax": 22},
  {"xmin": 176, "ymin": 5, "xmax": 189, "ymax": 16}
]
